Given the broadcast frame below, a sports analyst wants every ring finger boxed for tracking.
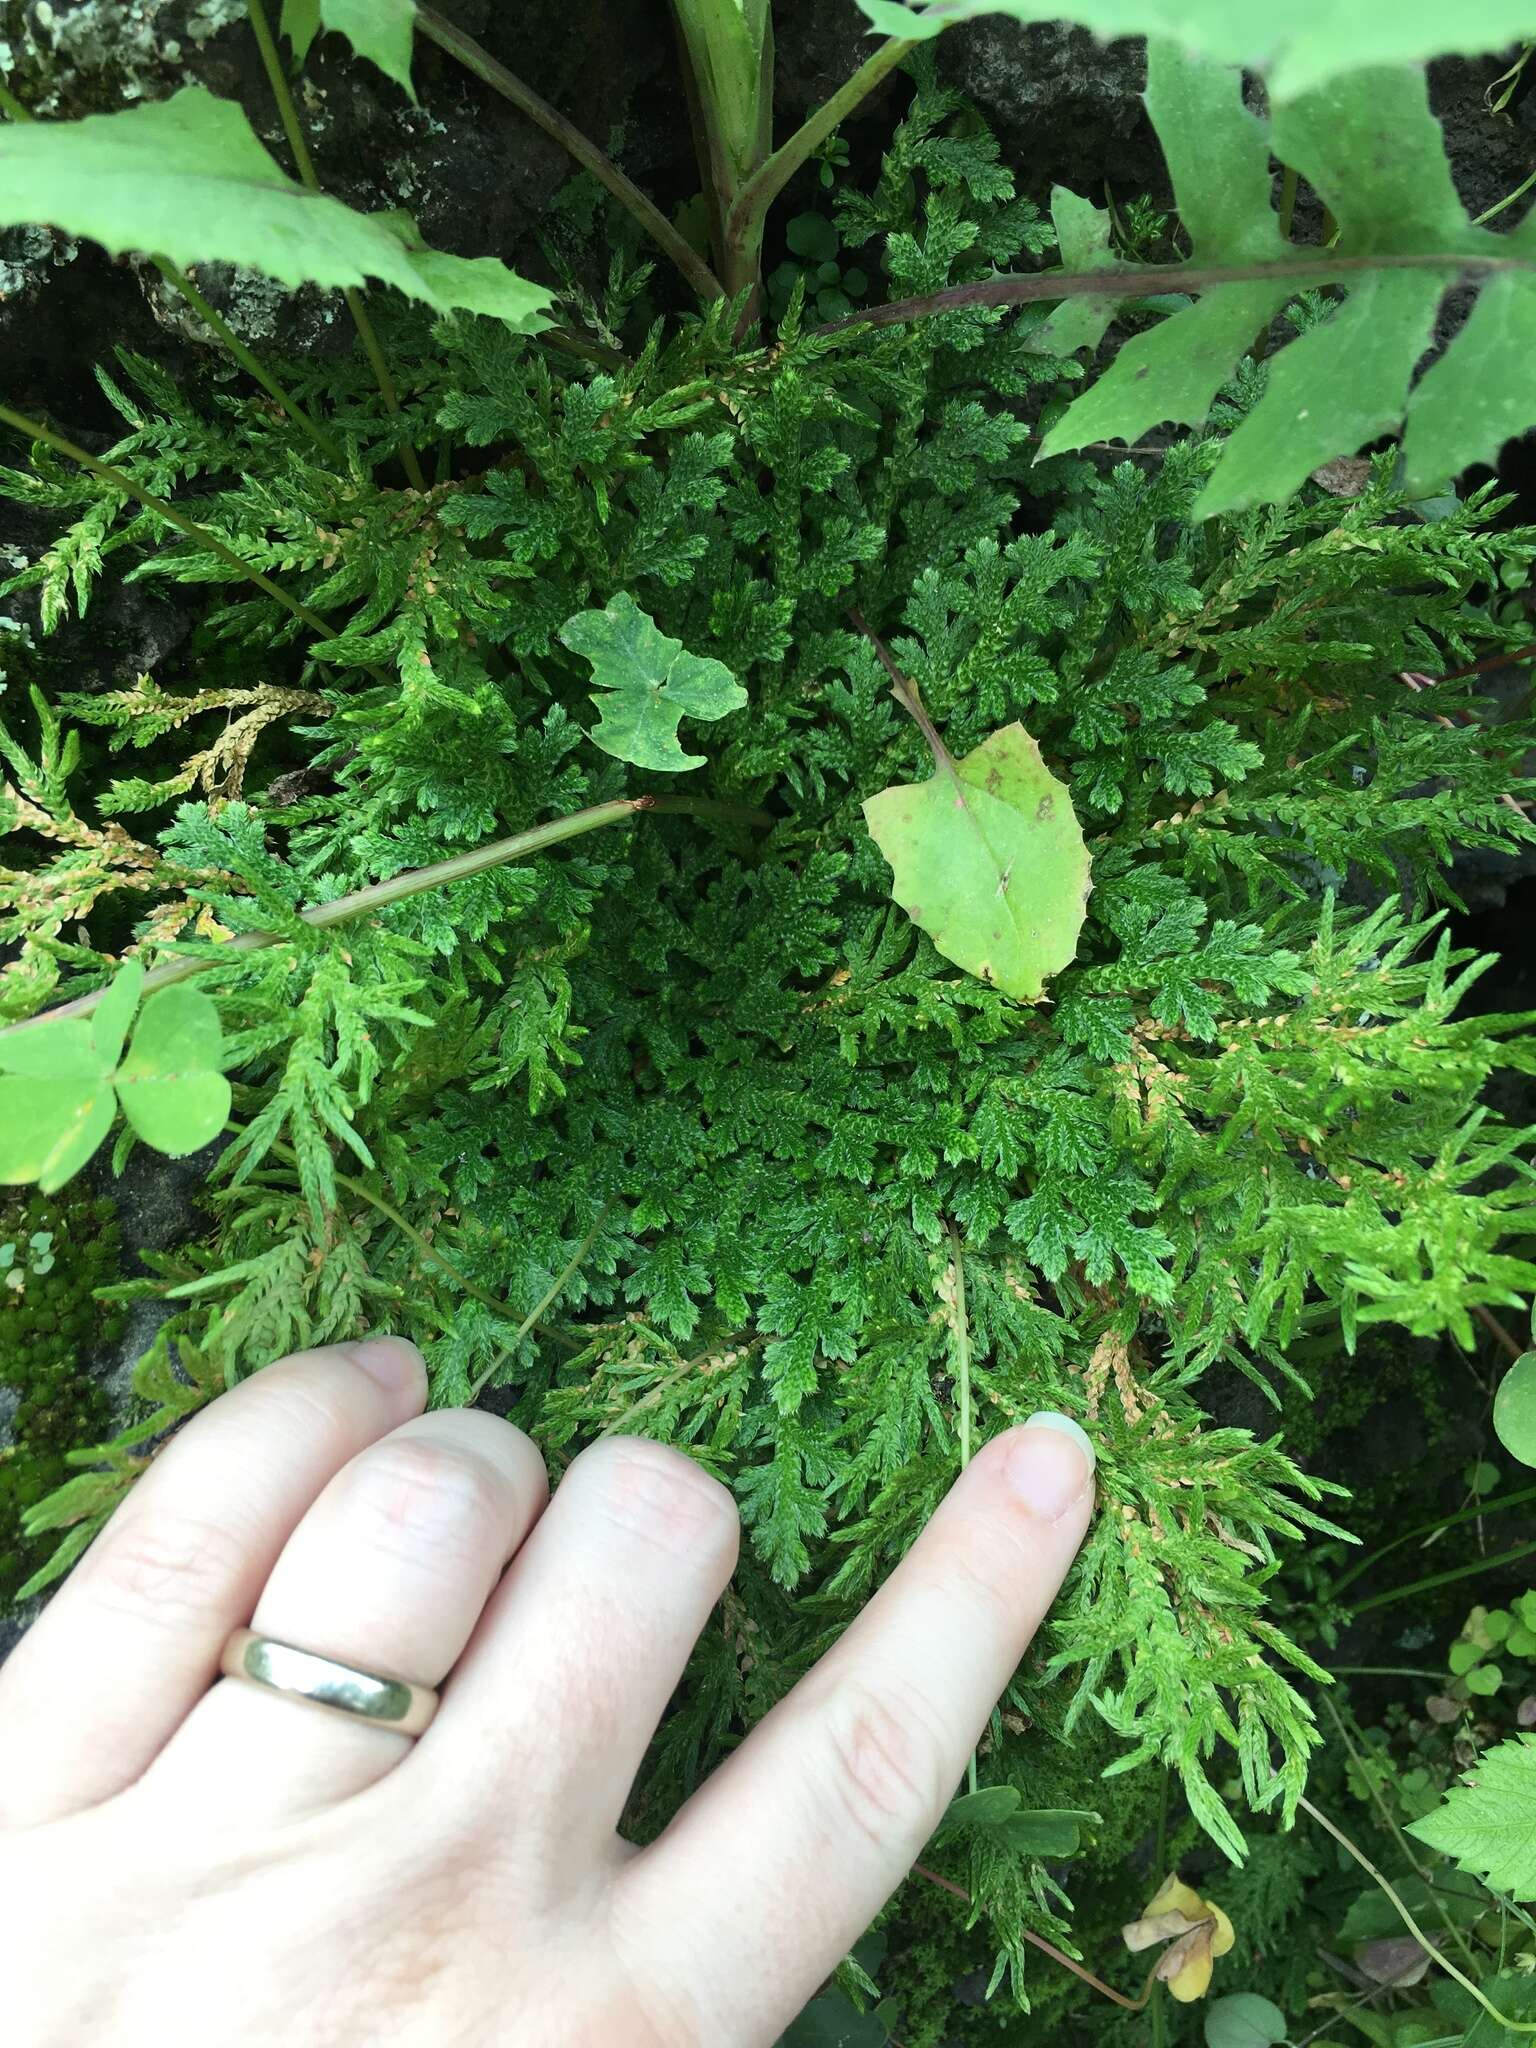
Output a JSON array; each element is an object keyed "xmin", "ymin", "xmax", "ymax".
[{"xmin": 149, "ymin": 1407, "xmax": 547, "ymax": 1823}]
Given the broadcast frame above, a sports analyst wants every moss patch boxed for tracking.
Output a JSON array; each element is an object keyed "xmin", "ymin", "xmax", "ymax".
[{"xmin": 1, "ymin": 1187, "xmax": 124, "ymax": 1603}]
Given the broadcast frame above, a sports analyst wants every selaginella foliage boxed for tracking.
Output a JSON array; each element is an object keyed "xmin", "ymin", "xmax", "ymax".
[{"xmin": 3, "ymin": 58, "xmax": 1536, "ymax": 2017}]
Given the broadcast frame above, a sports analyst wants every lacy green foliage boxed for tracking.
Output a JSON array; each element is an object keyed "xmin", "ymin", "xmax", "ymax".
[
  {"xmin": 0, "ymin": 1188, "xmax": 123, "ymax": 1604},
  {"xmin": 1033, "ymin": 46, "xmax": 1536, "ymax": 513},
  {"xmin": 2, "ymin": 67, "xmax": 1535, "ymax": 2019}
]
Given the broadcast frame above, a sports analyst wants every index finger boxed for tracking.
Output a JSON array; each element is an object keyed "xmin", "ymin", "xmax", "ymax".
[{"xmin": 617, "ymin": 1416, "xmax": 1095, "ymax": 2045}]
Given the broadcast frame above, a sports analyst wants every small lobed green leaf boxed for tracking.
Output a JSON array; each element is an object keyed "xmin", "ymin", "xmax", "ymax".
[
  {"xmin": 1407, "ymin": 1734, "xmax": 1536, "ymax": 1897},
  {"xmin": 863, "ymin": 721, "xmax": 1092, "ymax": 1002},
  {"xmin": 558, "ymin": 592, "xmax": 748, "ymax": 772},
  {"xmin": 115, "ymin": 984, "xmax": 232, "ymax": 1157},
  {"xmin": 0, "ymin": 88, "xmax": 549, "ymax": 326},
  {"xmin": 1495, "ymin": 1354, "xmax": 1536, "ymax": 1468}
]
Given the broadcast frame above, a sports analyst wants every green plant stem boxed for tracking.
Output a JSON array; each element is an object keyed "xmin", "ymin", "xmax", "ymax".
[
  {"xmin": 155, "ymin": 260, "xmax": 343, "ymax": 457},
  {"xmin": 246, "ymin": 0, "xmax": 430, "ymax": 489},
  {"xmin": 814, "ymin": 248, "xmax": 1536, "ymax": 336},
  {"xmin": 1350, "ymin": 1540, "xmax": 1536, "ymax": 1615},
  {"xmin": 1317, "ymin": 1690, "xmax": 1484, "ymax": 1978},
  {"xmin": 281, "ymin": 1149, "xmax": 582, "ymax": 1356},
  {"xmin": 0, "ymin": 80, "xmax": 338, "ymax": 460},
  {"xmin": 726, "ymin": 36, "xmax": 916, "ymax": 242},
  {"xmin": 0, "ymin": 401, "xmax": 337, "ymax": 638},
  {"xmin": 413, "ymin": 4, "xmax": 725, "ymax": 304},
  {"xmin": 1327, "ymin": 1665, "xmax": 1457, "ymax": 1680},
  {"xmin": 467, "ymin": 1205, "xmax": 611, "ymax": 1400},
  {"xmin": 0, "ymin": 795, "xmax": 772, "ymax": 1035},
  {"xmin": 1334, "ymin": 1485, "xmax": 1536, "ymax": 1595},
  {"xmin": 1482, "ymin": 164, "xmax": 1536, "ymax": 225},
  {"xmin": 1299, "ymin": 1793, "xmax": 1536, "ymax": 2033},
  {"xmin": 912, "ymin": 1864, "xmax": 1156, "ymax": 2011}
]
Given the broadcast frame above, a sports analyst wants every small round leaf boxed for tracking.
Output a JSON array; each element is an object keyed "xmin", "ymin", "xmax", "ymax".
[
  {"xmin": 1204, "ymin": 1992, "xmax": 1287, "ymax": 2048},
  {"xmin": 1494, "ymin": 1355, "xmax": 1536, "ymax": 1468},
  {"xmin": 115, "ymin": 985, "xmax": 231, "ymax": 1157}
]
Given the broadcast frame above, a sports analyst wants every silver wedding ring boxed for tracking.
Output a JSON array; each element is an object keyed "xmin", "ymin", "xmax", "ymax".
[{"xmin": 219, "ymin": 1627, "xmax": 439, "ymax": 1738}]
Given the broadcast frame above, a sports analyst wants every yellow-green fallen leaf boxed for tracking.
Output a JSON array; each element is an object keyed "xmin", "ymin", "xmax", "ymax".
[{"xmin": 863, "ymin": 720, "xmax": 1091, "ymax": 1001}]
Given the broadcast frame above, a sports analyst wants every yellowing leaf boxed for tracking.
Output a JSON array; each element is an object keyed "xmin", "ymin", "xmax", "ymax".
[
  {"xmin": 1122, "ymin": 1874, "xmax": 1234, "ymax": 2004},
  {"xmin": 863, "ymin": 722, "xmax": 1090, "ymax": 1001}
]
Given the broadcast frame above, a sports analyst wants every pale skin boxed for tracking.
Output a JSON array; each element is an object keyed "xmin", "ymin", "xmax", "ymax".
[{"xmin": 0, "ymin": 1337, "xmax": 1094, "ymax": 2046}]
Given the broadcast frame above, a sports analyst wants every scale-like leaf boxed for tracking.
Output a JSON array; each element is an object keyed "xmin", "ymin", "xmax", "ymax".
[
  {"xmin": 116, "ymin": 986, "xmax": 232, "ymax": 1156},
  {"xmin": 0, "ymin": 89, "xmax": 549, "ymax": 328},
  {"xmin": 863, "ymin": 722, "xmax": 1091, "ymax": 1001},
  {"xmin": 283, "ymin": 0, "xmax": 418, "ymax": 98},
  {"xmin": 559, "ymin": 592, "xmax": 748, "ymax": 772},
  {"xmin": 1032, "ymin": 44, "xmax": 1534, "ymax": 515},
  {"xmin": 1407, "ymin": 1734, "xmax": 1536, "ymax": 1897},
  {"xmin": 852, "ymin": 0, "xmax": 1536, "ymax": 100}
]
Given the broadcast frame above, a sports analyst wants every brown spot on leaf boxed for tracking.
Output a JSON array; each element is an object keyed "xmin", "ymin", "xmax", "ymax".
[{"xmin": 1035, "ymin": 794, "xmax": 1055, "ymax": 822}]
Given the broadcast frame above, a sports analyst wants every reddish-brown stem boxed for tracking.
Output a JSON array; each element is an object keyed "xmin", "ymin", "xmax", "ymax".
[
  {"xmin": 910, "ymin": 1863, "xmax": 1155, "ymax": 2012},
  {"xmin": 814, "ymin": 249, "xmax": 1535, "ymax": 338},
  {"xmin": 849, "ymin": 607, "xmax": 952, "ymax": 772},
  {"xmin": 1473, "ymin": 1302, "xmax": 1527, "ymax": 1362}
]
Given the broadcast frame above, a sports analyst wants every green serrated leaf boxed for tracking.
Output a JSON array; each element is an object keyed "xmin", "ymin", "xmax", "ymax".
[
  {"xmin": 1037, "ymin": 45, "xmax": 1534, "ymax": 508},
  {"xmin": 1495, "ymin": 1355, "xmax": 1536, "ymax": 1468},
  {"xmin": 279, "ymin": 0, "xmax": 322, "ymax": 59},
  {"xmin": 115, "ymin": 985, "xmax": 232, "ymax": 1157},
  {"xmin": 1407, "ymin": 1734, "xmax": 1536, "ymax": 1896},
  {"xmin": 850, "ymin": 0, "xmax": 1536, "ymax": 100},
  {"xmin": 863, "ymin": 722, "xmax": 1091, "ymax": 1002},
  {"xmin": 0, "ymin": 1075, "xmax": 116, "ymax": 1192},
  {"xmin": 1405, "ymin": 264, "xmax": 1536, "ymax": 495},
  {"xmin": 286, "ymin": 0, "xmax": 417, "ymax": 98},
  {"xmin": 558, "ymin": 592, "xmax": 748, "ymax": 772},
  {"xmin": 0, "ymin": 89, "xmax": 548, "ymax": 325}
]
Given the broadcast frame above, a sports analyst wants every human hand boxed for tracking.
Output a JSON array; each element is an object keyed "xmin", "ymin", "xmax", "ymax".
[{"xmin": 0, "ymin": 1337, "xmax": 1094, "ymax": 2046}]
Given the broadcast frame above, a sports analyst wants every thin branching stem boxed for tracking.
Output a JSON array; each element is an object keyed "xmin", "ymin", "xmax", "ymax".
[
  {"xmin": 0, "ymin": 78, "xmax": 339, "ymax": 456},
  {"xmin": 0, "ymin": 795, "xmax": 772, "ymax": 1035},
  {"xmin": 155, "ymin": 260, "xmax": 344, "ymax": 456},
  {"xmin": 1300, "ymin": 1794, "xmax": 1536, "ymax": 2032},
  {"xmin": 467, "ymin": 1204, "xmax": 612, "ymax": 1398},
  {"xmin": 0, "ymin": 401, "xmax": 338, "ymax": 638},
  {"xmin": 246, "ymin": 0, "xmax": 430, "ymax": 489},
  {"xmin": 814, "ymin": 248, "xmax": 1536, "ymax": 336},
  {"xmin": 726, "ymin": 37, "xmax": 916, "ymax": 236},
  {"xmin": 414, "ymin": 4, "xmax": 725, "ymax": 303},
  {"xmin": 912, "ymin": 1864, "xmax": 1157, "ymax": 2011}
]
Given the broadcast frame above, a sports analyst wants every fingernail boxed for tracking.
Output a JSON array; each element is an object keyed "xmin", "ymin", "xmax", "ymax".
[
  {"xmin": 347, "ymin": 1337, "xmax": 426, "ymax": 1392},
  {"xmin": 1003, "ymin": 1413, "xmax": 1095, "ymax": 1520}
]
